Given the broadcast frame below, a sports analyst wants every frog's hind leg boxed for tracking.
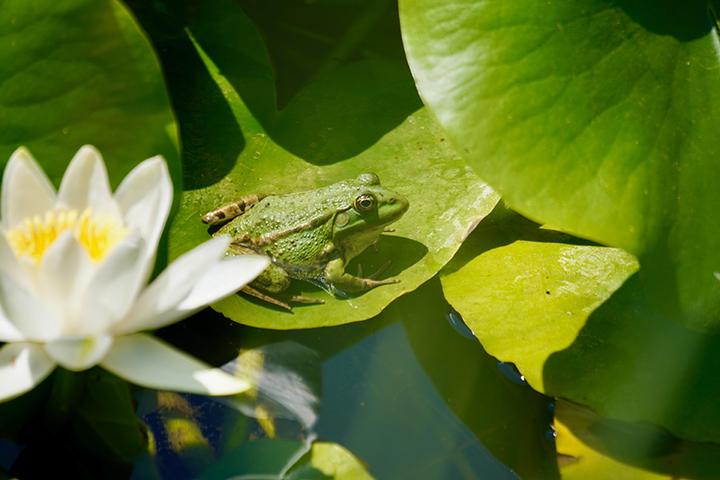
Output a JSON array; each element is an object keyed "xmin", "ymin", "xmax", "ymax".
[
  {"xmin": 242, "ymin": 285, "xmax": 293, "ymax": 311},
  {"xmin": 201, "ymin": 193, "xmax": 268, "ymax": 225}
]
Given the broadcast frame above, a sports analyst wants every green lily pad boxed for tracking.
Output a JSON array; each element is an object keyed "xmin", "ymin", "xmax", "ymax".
[
  {"xmin": 400, "ymin": 0, "xmax": 720, "ymax": 330},
  {"xmin": 132, "ymin": 0, "xmax": 498, "ymax": 329},
  {"xmin": 0, "ymin": 0, "xmax": 178, "ymax": 187},
  {"xmin": 442, "ymin": 210, "xmax": 720, "ymax": 443},
  {"xmin": 441, "ymin": 210, "xmax": 638, "ymax": 391},
  {"xmin": 286, "ymin": 442, "xmax": 373, "ymax": 480}
]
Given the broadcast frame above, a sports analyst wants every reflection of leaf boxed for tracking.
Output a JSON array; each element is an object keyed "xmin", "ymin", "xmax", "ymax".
[
  {"xmin": 401, "ymin": 1, "xmax": 720, "ymax": 330},
  {"xmin": 0, "ymin": 0, "xmax": 178, "ymax": 189},
  {"xmin": 129, "ymin": 0, "xmax": 498, "ymax": 329},
  {"xmin": 556, "ymin": 401, "xmax": 720, "ymax": 480},
  {"xmin": 286, "ymin": 442, "xmax": 374, "ymax": 480}
]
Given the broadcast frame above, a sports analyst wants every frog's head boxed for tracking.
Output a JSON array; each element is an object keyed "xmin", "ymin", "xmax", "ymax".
[{"xmin": 332, "ymin": 173, "xmax": 409, "ymax": 243}]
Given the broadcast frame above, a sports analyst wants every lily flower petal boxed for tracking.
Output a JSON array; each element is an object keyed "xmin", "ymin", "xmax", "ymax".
[
  {"xmin": 118, "ymin": 252, "xmax": 268, "ymax": 333},
  {"xmin": 114, "ymin": 156, "xmax": 172, "ymax": 260},
  {"xmin": 1, "ymin": 147, "xmax": 56, "ymax": 230},
  {"xmin": 179, "ymin": 255, "xmax": 269, "ymax": 311},
  {"xmin": 0, "ymin": 234, "xmax": 26, "ymax": 286},
  {"xmin": 101, "ymin": 334, "xmax": 251, "ymax": 395},
  {"xmin": 113, "ymin": 236, "xmax": 232, "ymax": 334},
  {"xmin": 76, "ymin": 233, "xmax": 146, "ymax": 336},
  {"xmin": 44, "ymin": 335, "xmax": 114, "ymax": 371},
  {"xmin": 37, "ymin": 231, "xmax": 94, "ymax": 331},
  {"xmin": 0, "ymin": 308, "xmax": 24, "ymax": 342},
  {"xmin": 0, "ymin": 271, "xmax": 60, "ymax": 341},
  {"xmin": 57, "ymin": 145, "xmax": 120, "ymax": 218},
  {"xmin": 0, "ymin": 343, "xmax": 55, "ymax": 402}
]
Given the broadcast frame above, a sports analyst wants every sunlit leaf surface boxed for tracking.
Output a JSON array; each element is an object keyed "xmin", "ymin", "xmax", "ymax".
[
  {"xmin": 401, "ymin": 0, "xmax": 720, "ymax": 331},
  {"xmin": 442, "ymin": 209, "xmax": 720, "ymax": 443},
  {"xmin": 129, "ymin": 0, "xmax": 498, "ymax": 329},
  {"xmin": 441, "ymin": 210, "xmax": 637, "ymax": 390},
  {"xmin": 286, "ymin": 442, "xmax": 373, "ymax": 480}
]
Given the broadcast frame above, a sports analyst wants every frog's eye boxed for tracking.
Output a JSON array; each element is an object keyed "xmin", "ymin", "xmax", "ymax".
[{"xmin": 354, "ymin": 194, "xmax": 376, "ymax": 213}]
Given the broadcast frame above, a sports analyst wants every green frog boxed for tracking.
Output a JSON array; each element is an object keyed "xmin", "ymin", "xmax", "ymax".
[{"xmin": 201, "ymin": 173, "xmax": 409, "ymax": 309}]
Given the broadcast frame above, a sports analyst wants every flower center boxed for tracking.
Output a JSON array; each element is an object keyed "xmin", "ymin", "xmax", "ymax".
[{"xmin": 5, "ymin": 208, "xmax": 127, "ymax": 263}]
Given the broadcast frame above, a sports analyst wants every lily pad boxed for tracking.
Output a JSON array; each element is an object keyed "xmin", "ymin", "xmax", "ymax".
[
  {"xmin": 442, "ymin": 210, "xmax": 720, "ymax": 443},
  {"xmin": 400, "ymin": 0, "xmax": 720, "ymax": 330},
  {"xmin": 286, "ymin": 442, "xmax": 373, "ymax": 480},
  {"xmin": 441, "ymin": 210, "xmax": 638, "ymax": 390},
  {"xmin": 132, "ymin": 0, "xmax": 498, "ymax": 329},
  {"xmin": 0, "ymin": 0, "xmax": 178, "ymax": 187}
]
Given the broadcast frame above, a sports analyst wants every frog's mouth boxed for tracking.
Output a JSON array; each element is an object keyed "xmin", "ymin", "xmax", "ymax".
[{"xmin": 381, "ymin": 193, "xmax": 409, "ymax": 224}]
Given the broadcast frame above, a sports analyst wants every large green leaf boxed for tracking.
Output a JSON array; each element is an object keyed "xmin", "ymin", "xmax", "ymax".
[
  {"xmin": 441, "ymin": 208, "xmax": 638, "ymax": 390},
  {"xmin": 441, "ymin": 210, "xmax": 720, "ymax": 443},
  {"xmin": 0, "ymin": 0, "xmax": 178, "ymax": 187},
  {"xmin": 400, "ymin": 0, "xmax": 720, "ymax": 330},
  {"xmin": 129, "ymin": 0, "xmax": 498, "ymax": 329}
]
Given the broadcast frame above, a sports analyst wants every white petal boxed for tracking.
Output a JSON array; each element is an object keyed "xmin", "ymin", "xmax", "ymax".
[
  {"xmin": 0, "ymin": 307, "xmax": 24, "ymax": 342},
  {"xmin": 75, "ymin": 233, "xmax": 146, "ymax": 336},
  {"xmin": 56, "ymin": 145, "xmax": 120, "ymax": 217},
  {"xmin": 0, "ymin": 343, "xmax": 55, "ymax": 402},
  {"xmin": 0, "ymin": 271, "xmax": 60, "ymax": 341},
  {"xmin": 115, "ymin": 236, "xmax": 233, "ymax": 334},
  {"xmin": 1, "ymin": 147, "xmax": 56, "ymax": 230},
  {"xmin": 0, "ymin": 232, "xmax": 26, "ymax": 285},
  {"xmin": 116, "ymin": 237, "xmax": 269, "ymax": 334},
  {"xmin": 101, "ymin": 334, "xmax": 251, "ymax": 395},
  {"xmin": 44, "ymin": 335, "xmax": 113, "ymax": 371},
  {"xmin": 37, "ymin": 231, "xmax": 94, "ymax": 333},
  {"xmin": 180, "ymin": 254, "xmax": 269, "ymax": 310},
  {"xmin": 114, "ymin": 156, "xmax": 172, "ymax": 258}
]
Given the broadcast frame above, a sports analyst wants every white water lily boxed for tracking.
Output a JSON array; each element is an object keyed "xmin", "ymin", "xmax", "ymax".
[{"xmin": 0, "ymin": 146, "xmax": 269, "ymax": 402}]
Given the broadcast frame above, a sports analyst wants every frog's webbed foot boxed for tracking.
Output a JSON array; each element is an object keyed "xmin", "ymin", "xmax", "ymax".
[
  {"xmin": 201, "ymin": 193, "xmax": 268, "ymax": 225},
  {"xmin": 287, "ymin": 295, "xmax": 325, "ymax": 305},
  {"xmin": 327, "ymin": 258, "xmax": 400, "ymax": 295}
]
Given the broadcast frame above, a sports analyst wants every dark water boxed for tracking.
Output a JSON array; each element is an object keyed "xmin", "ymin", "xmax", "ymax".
[{"xmin": 0, "ymin": 279, "xmax": 557, "ymax": 479}]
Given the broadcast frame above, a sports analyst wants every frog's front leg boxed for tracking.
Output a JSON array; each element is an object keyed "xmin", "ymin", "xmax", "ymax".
[{"xmin": 324, "ymin": 257, "xmax": 399, "ymax": 295}]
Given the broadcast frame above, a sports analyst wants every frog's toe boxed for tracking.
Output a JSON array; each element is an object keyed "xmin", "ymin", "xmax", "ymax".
[{"xmin": 288, "ymin": 294, "xmax": 325, "ymax": 305}]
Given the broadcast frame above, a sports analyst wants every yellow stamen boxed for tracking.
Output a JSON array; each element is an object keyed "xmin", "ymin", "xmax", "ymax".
[{"xmin": 5, "ymin": 208, "xmax": 126, "ymax": 263}]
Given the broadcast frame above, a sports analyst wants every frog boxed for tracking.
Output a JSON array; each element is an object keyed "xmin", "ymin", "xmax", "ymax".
[{"xmin": 201, "ymin": 173, "xmax": 409, "ymax": 310}]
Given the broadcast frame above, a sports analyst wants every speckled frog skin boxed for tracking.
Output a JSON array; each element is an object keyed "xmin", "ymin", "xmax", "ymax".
[{"xmin": 201, "ymin": 173, "xmax": 409, "ymax": 307}]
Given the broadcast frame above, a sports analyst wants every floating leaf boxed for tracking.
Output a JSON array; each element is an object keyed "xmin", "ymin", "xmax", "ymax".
[
  {"xmin": 286, "ymin": 442, "xmax": 374, "ymax": 480},
  {"xmin": 129, "ymin": 0, "xmax": 498, "ymax": 329},
  {"xmin": 441, "ymin": 210, "xmax": 637, "ymax": 390},
  {"xmin": 442, "ymin": 210, "xmax": 720, "ymax": 443},
  {"xmin": 401, "ymin": 0, "xmax": 720, "ymax": 330}
]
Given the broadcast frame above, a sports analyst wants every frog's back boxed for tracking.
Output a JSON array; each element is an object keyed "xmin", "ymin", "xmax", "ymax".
[{"xmin": 217, "ymin": 183, "xmax": 351, "ymax": 268}]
